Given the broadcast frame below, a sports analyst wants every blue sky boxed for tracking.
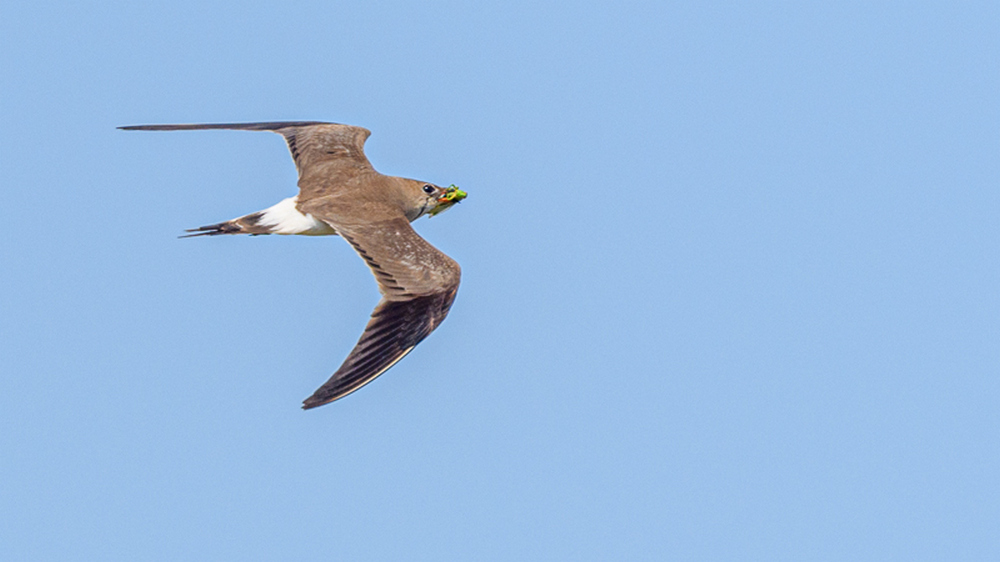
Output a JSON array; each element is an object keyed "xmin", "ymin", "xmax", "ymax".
[{"xmin": 2, "ymin": 1, "xmax": 998, "ymax": 559}]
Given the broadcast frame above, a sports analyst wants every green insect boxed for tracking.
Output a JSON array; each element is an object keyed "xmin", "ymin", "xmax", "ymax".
[{"xmin": 429, "ymin": 184, "xmax": 468, "ymax": 216}]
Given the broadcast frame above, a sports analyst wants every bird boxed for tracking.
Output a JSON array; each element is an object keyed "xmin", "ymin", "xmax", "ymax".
[{"xmin": 119, "ymin": 121, "xmax": 466, "ymax": 409}]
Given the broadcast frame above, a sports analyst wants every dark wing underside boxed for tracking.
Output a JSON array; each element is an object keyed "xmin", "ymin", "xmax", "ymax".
[
  {"xmin": 301, "ymin": 290, "xmax": 458, "ymax": 409},
  {"xmin": 301, "ymin": 217, "xmax": 461, "ymax": 409}
]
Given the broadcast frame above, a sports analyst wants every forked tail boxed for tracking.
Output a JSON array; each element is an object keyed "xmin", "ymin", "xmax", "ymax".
[
  {"xmin": 181, "ymin": 196, "xmax": 337, "ymax": 238},
  {"xmin": 181, "ymin": 211, "xmax": 274, "ymax": 237}
]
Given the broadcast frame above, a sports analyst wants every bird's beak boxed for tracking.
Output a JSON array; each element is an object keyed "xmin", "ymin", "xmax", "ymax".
[{"xmin": 429, "ymin": 185, "xmax": 467, "ymax": 216}]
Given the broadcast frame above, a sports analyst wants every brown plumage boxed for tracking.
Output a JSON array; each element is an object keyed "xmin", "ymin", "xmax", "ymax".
[{"xmin": 119, "ymin": 121, "xmax": 464, "ymax": 409}]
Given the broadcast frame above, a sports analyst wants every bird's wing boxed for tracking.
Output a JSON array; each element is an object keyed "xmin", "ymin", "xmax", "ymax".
[
  {"xmin": 301, "ymin": 216, "xmax": 461, "ymax": 409},
  {"xmin": 117, "ymin": 121, "xmax": 374, "ymax": 183}
]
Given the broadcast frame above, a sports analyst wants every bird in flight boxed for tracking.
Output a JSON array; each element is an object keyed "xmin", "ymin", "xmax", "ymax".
[{"xmin": 119, "ymin": 121, "xmax": 466, "ymax": 409}]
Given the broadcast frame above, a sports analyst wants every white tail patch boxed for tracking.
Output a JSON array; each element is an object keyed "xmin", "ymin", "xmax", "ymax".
[{"xmin": 257, "ymin": 196, "xmax": 336, "ymax": 235}]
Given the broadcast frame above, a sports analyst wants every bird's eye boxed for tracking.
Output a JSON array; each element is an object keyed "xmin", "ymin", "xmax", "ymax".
[{"xmin": 422, "ymin": 184, "xmax": 436, "ymax": 194}]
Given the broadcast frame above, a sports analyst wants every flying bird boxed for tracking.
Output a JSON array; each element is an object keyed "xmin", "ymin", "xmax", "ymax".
[{"xmin": 119, "ymin": 121, "xmax": 466, "ymax": 409}]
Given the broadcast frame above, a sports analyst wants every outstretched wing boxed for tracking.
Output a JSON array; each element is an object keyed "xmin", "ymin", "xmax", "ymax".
[
  {"xmin": 301, "ymin": 217, "xmax": 461, "ymax": 409},
  {"xmin": 117, "ymin": 121, "xmax": 374, "ymax": 188}
]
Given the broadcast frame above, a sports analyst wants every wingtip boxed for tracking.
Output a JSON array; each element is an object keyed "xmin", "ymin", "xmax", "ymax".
[
  {"xmin": 301, "ymin": 397, "xmax": 327, "ymax": 410},
  {"xmin": 301, "ymin": 386, "xmax": 354, "ymax": 410}
]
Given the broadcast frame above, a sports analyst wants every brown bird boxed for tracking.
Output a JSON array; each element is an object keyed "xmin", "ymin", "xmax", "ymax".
[{"xmin": 119, "ymin": 121, "xmax": 466, "ymax": 409}]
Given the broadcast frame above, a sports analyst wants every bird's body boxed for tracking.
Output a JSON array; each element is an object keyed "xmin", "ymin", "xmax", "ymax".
[{"xmin": 119, "ymin": 121, "xmax": 466, "ymax": 409}]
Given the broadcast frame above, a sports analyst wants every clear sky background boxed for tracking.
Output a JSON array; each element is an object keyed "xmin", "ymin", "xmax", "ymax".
[{"xmin": 2, "ymin": 1, "xmax": 998, "ymax": 560}]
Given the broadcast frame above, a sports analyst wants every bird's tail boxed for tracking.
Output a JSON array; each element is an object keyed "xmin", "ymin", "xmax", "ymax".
[
  {"xmin": 181, "ymin": 210, "xmax": 276, "ymax": 237},
  {"xmin": 181, "ymin": 196, "xmax": 337, "ymax": 238}
]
